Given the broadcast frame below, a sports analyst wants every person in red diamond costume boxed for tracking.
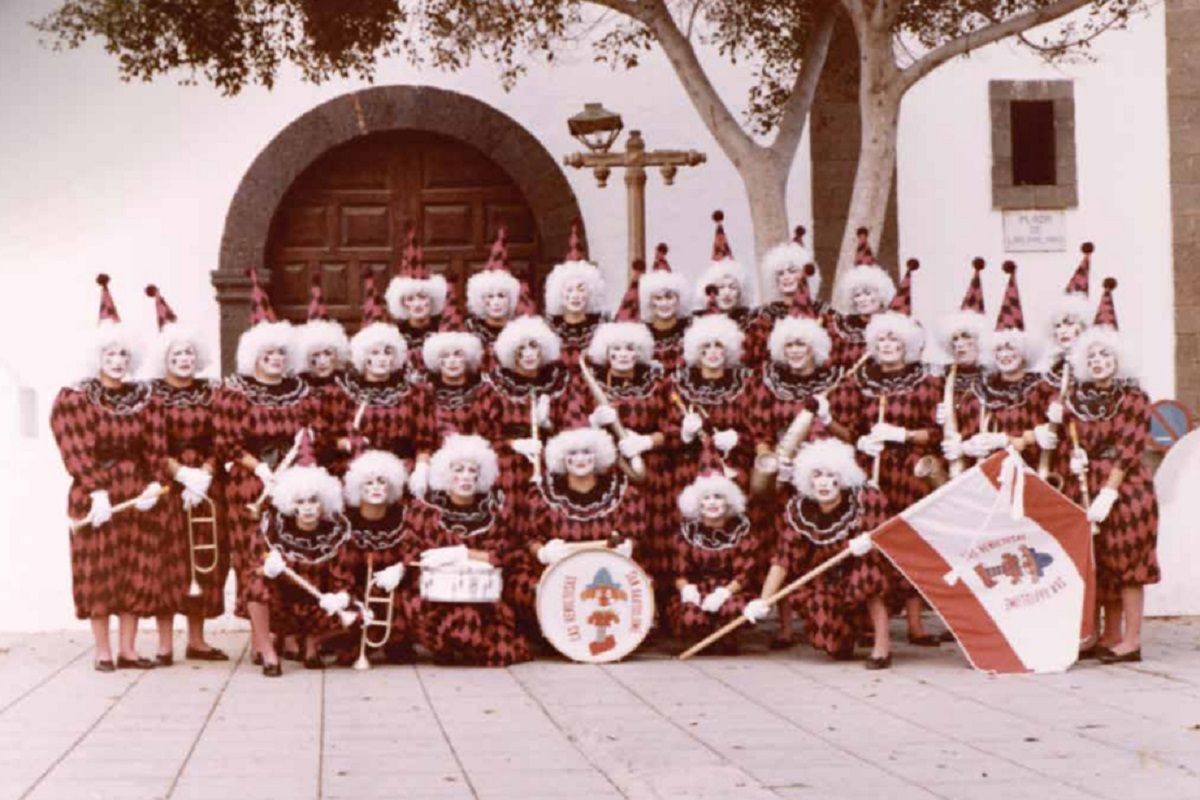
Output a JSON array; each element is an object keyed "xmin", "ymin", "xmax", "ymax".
[
  {"xmin": 543, "ymin": 220, "xmax": 608, "ymax": 370},
  {"xmin": 420, "ymin": 331, "xmax": 503, "ymax": 444}
]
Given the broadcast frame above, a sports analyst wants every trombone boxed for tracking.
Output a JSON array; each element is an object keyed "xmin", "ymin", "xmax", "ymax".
[
  {"xmin": 353, "ymin": 552, "xmax": 396, "ymax": 671},
  {"xmin": 186, "ymin": 492, "xmax": 220, "ymax": 598}
]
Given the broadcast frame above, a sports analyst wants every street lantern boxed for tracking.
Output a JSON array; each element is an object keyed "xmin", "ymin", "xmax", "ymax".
[{"xmin": 567, "ymin": 103, "xmax": 624, "ymax": 154}]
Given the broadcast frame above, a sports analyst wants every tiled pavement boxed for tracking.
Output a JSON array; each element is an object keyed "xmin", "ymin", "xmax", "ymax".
[{"xmin": 2, "ymin": 619, "xmax": 1199, "ymax": 799}]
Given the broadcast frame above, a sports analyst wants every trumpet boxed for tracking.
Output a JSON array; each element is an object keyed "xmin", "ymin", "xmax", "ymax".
[
  {"xmin": 185, "ymin": 492, "xmax": 220, "ymax": 598},
  {"xmin": 353, "ymin": 552, "xmax": 396, "ymax": 671},
  {"xmin": 578, "ymin": 355, "xmax": 646, "ymax": 482}
]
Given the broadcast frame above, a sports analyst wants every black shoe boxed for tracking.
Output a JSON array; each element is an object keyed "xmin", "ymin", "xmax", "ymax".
[
  {"xmin": 185, "ymin": 646, "xmax": 230, "ymax": 662},
  {"xmin": 304, "ymin": 655, "xmax": 325, "ymax": 670},
  {"xmin": 937, "ymin": 631, "xmax": 956, "ymax": 644},
  {"xmin": 865, "ymin": 654, "xmax": 892, "ymax": 671},
  {"xmin": 262, "ymin": 662, "xmax": 282, "ymax": 677},
  {"xmin": 907, "ymin": 633, "xmax": 940, "ymax": 647},
  {"xmin": 155, "ymin": 653, "xmax": 174, "ymax": 667},
  {"xmin": 1099, "ymin": 648, "xmax": 1141, "ymax": 664},
  {"xmin": 94, "ymin": 659, "xmax": 115, "ymax": 673},
  {"xmin": 1078, "ymin": 644, "xmax": 1114, "ymax": 660},
  {"xmin": 769, "ymin": 635, "xmax": 796, "ymax": 651},
  {"xmin": 283, "ymin": 649, "xmax": 303, "ymax": 663},
  {"xmin": 116, "ymin": 656, "xmax": 155, "ymax": 670}
]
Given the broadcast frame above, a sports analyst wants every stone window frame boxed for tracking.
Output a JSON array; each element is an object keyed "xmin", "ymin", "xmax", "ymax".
[{"xmin": 989, "ymin": 80, "xmax": 1078, "ymax": 210}]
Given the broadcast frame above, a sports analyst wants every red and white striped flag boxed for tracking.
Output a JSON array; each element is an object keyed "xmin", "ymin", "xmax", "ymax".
[{"xmin": 872, "ymin": 451, "xmax": 1095, "ymax": 674}]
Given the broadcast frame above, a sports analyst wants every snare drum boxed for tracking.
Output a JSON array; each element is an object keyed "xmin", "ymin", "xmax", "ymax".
[
  {"xmin": 419, "ymin": 561, "xmax": 503, "ymax": 603},
  {"xmin": 536, "ymin": 549, "xmax": 655, "ymax": 663}
]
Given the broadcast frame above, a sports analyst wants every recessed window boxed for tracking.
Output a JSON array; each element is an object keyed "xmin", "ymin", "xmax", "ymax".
[
  {"xmin": 1010, "ymin": 100, "xmax": 1056, "ymax": 186},
  {"xmin": 990, "ymin": 81, "xmax": 1077, "ymax": 209}
]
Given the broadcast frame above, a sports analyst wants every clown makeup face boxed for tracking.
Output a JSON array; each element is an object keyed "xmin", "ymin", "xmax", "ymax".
[
  {"xmin": 516, "ymin": 340, "xmax": 542, "ymax": 373},
  {"xmin": 874, "ymin": 331, "xmax": 906, "ymax": 366},
  {"xmin": 166, "ymin": 341, "xmax": 197, "ymax": 380},
  {"xmin": 563, "ymin": 281, "xmax": 589, "ymax": 315},
  {"xmin": 100, "ymin": 344, "xmax": 131, "ymax": 382},
  {"xmin": 783, "ymin": 338, "xmax": 814, "ymax": 372},
  {"xmin": 295, "ymin": 495, "xmax": 323, "ymax": 530},
  {"xmin": 950, "ymin": 331, "xmax": 979, "ymax": 366},
  {"xmin": 308, "ymin": 346, "xmax": 337, "ymax": 378},
  {"xmin": 439, "ymin": 348, "xmax": 468, "ymax": 380},
  {"xmin": 809, "ymin": 468, "xmax": 842, "ymax": 505},
  {"xmin": 699, "ymin": 340, "xmax": 727, "ymax": 371},
  {"xmin": 851, "ymin": 286, "xmax": 882, "ymax": 315},
  {"xmin": 364, "ymin": 343, "xmax": 397, "ymax": 379},
  {"xmin": 448, "ymin": 459, "xmax": 481, "ymax": 497},
  {"xmin": 1054, "ymin": 316, "xmax": 1084, "ymax": 349},
  {"xmin": 361, "ymin": 475, "xmax": 391, "ymax": 507},
  {"xmin": 1085, "ymin": 343, "xmax": 1118, "ymax": 382},
  {"xmin": 403, "ymin": 291, "xmax": 432, "ymax": 321},
  {"xmin": 564, "ymin": 447, "xmax": 597, "ymax": 478},
  {"xmin": 650, "ymin": 289, "xmax": 679, "ymax": 321},
  {"xmin": 698, "ymin": 491, "xmax": 729, "ymax": 522},
  {"xmin": 776, "ymin": 264, "xmax": 804, "ymax": 297},
  {"xmin": 607, "ymin": 342, "xmax": 639, "ymax": 374},
  {"xmin": 257, "ymin": 345, "xmax": 288, "ymax": 380},
  {"xmin": 482, "ymin": 289, "xmax": 511, "ymax": 321},
  {"xmin": 993, "ymin": 342, "xmax": 1024, "ymax": 375},
  {"xmin": 713, "ymin": 276, "xmax": 741, "ymax": 311}
]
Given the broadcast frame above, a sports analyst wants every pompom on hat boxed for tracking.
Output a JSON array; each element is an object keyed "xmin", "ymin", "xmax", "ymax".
[{"xmin": 1065, "ymin": 242, "xmax": 1094, "ymax": 296}]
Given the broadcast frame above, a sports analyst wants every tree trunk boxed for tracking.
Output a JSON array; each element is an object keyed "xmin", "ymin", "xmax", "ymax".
[{"xmin": 741, "ymin": 153, "xmax": 791, "ymax": 300}]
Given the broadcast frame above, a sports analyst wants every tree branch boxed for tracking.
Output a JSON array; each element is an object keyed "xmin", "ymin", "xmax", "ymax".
[
  {"xmin": 898, "ymin": 0, "xmax": 1091, "ymax": 91},
  {"xmin": 768, "ymin": 5, "xmax": 837, "ymax": 170}
]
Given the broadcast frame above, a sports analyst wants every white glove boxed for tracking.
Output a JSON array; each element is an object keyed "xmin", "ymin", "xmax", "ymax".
[
  {"xmin": 614, "ymin": 539, "xmax": 634, "ymax": 558},
  {"xmin": 319, "ymin": 591, "xmax": 350, "ymax": 615},
  {"xmin": 1046, "ymin": 401, "xmax": 1064, "ymax": 425},
  {"xmin": 681, "ymin": 412, "xmax": 703, "ymax": 444},
  {"xmin": 535, "ymin": 394, "xmax": 552, "ymax": 428},
  {"xmin": 372, "ymin": 563, "xmax": 405, "ymax": 593},
  {"xmin": 253, "ymin": 462, "xmax": 274, "ymax": 487},
  {"xmin": 777, "ymin": 456, "xmax": 794, "ymax": 483},
  {"xmin": 700, "ymin": 585, "xmax": 732, "ymax": 613},
  {"xmin": 871, "ymin": 422, "xmax": 907, "ymax": 443},
  {"xmin": 1033, "ymin": 423, "xmax": 1059, "ymax": 451},
  {"xmin": 1070, "ymin": 448, "xmax": 1088, "ymax": 476},
  {"xmin": 680, "ymin": 584, "xmax": 702, "ymax": 606},
  {"xmin": 86, "ymin": 490, "xmax": 113, "ymax": 527},
  {"xmin": 712, "ymin": 429, "xmax": 738, "ymax": 454},
  {"xmin": 816, "ymin": 394, "xmax": 832, "ymax": 426},
  {"xmin": 849, "ymin": 533, "xmax": 873, "ymax": 557},
  {"xmin": 263, "ymin": 549, "xmax": 286, "ymax": 579},
  {"xmin": 174, "ymin": 465, "xmax": 212, "ymax": 497},
  {"xmin": 589, "ymin": 405, "xmax": 618, "ymax": 428},
  {"xmin": 743, "ymin": 598, "xmax": 771, "ymax": 624},
  {"xmin": 511, "ymin": 438, "xmax": 543, "ymax": 463},
  {"xmin": 537, "ymin": 538, "xmax": 571, "ymax": 566},
  {"xmin": 1087, "ymin": 487, "xmax": 1118, "ymax": 523},
  {"xmin": 963, "ymin": 432, "xmax": 1007, "ymax": 459},
  {"xmin": 941, "ymin": 433, "xmax": 963, "ymax": 461},
  {"xmin": 408, "ymin": 461, "xmax": 429, "ymax": 499},
  {"xmin": 134, "ymin": 482, "xmax": 163, "ymax": 511},
  {"xmin": 857, "ymin": 435, "xmax": 884, "ymax": 458},
  {"xmin": 420, "ymin": 544, "xmax": 469, "ymax": 568},
  {"xmin": 935, "ymin": 402, "xmax": 948, "ymax": 426},
  {"xmin": 619, "ymin": 433, "xmax": 655, "ymax": 459},
  {"xmin": 181, "ymin": 488, "xmax": 205, "ymax": 510}
]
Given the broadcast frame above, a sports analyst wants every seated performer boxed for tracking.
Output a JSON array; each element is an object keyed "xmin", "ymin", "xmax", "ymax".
[
  {"xmin": 465, "ymin": 225, "xmax": 536, "ymax": 366},
  {"xmin": 421, "ymin": 331, "xmax": 501, "ymax": 442},
  {"xmin": 744, "ymin": 438, "xmax": 892, "ymax": 669},
  {"xmin": 543, "ymin": 221, "xmax": 607, "ymax": 367},
  {"xmin": 253, "ymin": 444, "xmax": 356, "ymax": 675},
  {"xmin": 667, "ymin": 439, "xmax": 760, "ymax": 653},
  {"xmin": 386, "ymin": 227, "xmax": 449, "ymax": 359},
  {"xmin": 411, "ymin": 435, "xmax": 531, "ymax": 666},
  {"xmin": 144, "ymin": 285, "xmax": 229, "ymax": 663},
  {"xmin": 638, "ymin": 243, "xmax": 691, "ymax": 371},
  {"xmin": 51, "ymin": 275, "xmax": 165, "ymax": 671},
  {"xmin": 693, "ymin": 211, "xmax": 756, "ymax": 337},
  {"xmin": 341, "ymin": 450, "xmax": 418, "ymax": 665},
  {"xmin": 827, "ymin": 228, "xmax": 896, "ymax": 369}
]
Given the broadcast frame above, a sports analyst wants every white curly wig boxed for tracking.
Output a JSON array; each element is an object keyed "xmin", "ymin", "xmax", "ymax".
[
  {"xmin": 683, "ymin": 314, "xmax": 744, "ymax": 367},
  {"xmin": 544, "ymin": 427, "xmax": 618, "ymax": 475},
  {"xmin": 692, "ymin": 260, "xmax": 752, "ymax": 311},
  {"xmin": 767, "ymin": 317, "xmax": 832, "ymax": 367},
  {"xmin": 790, "ymin": 438, "xmax": 867, "ymax": 497},
  {"xmin": 429, "ymin": 434, "xmax": 500, "ymax": 494},
  {"xmin": 1048, "ymin": 293, "xmax": 1093, "ymax": 329},
  {"xmin": 762, "ymin": 242, "xmax": 822, "ymax": 303},
  {"xmin": 494, "ymin": 315, "xmax": 562, "ymax": 370},
  {"xmin": 293, "ymin": 320, "xmax": 350, "ymax": 374},
  {"xmin": 87, "ymin": 320, "xmax": 143, "ymax": 379},
  {"xmin": 936, "ymin": 311, "xmax": 988, "ymax": 352},
  {"xmin": 544, "ymin": 260, "xmax": 606, "ymax": 316},
  {"xmin": 587, "ymin": 321, "xmax": 655, "ymax": 367},
  {"xmin": 865, "ymin": 312, "xmax": 924, "ymax": 364},
  {"xmin": 235, "ymin": 321, "xmax": 293, "ymax": 377},
  {"xmin": 677, "ymin": 473, "xmax": 747, "ymax": 521},
  {"xmin": 270, "ymin": 464, "xmax": 344, "ymax": 518},
  {"xmin": 421, "ymin": 331, "xmax": 484, "ymax": 373},
  {"xmin": 1069, "ymin": 325, "xmax": 1137, "ymax": 381},
  {"xmin": 349, "ymin": 322, "xmax": 407, "ymax": 374},
  {"xmin": 385, "ymin": 273, "xmax": 449, "ymax": 320},
  {"xmin": 638, "ymin": 271, "xmax": 688, "ymax": 323},
  {"xmin": 466, "ymin": 269, "xmax": 521, "ymax": 319},
  {"xmin": 835, "ymin": 264, "xmax": 897, "ymax": 313},
  {"xmin": 982, "ymin": 328, "xmax": 1041, "ymax": 371},
  {"xmin": 343, "ymin": 450, "xmax": 408, "ymax": 507},
  {"xmin": 143, "ymin": 323, "xmax": 210, "ymax": 380}
]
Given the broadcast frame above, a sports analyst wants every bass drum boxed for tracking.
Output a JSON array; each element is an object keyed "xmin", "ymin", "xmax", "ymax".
[{"xmin": 535, "ymin": 548, "xmax": 655, "ymax": 663}]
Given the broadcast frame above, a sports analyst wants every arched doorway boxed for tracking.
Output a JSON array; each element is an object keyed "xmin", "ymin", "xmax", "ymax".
[{"xmin": 213, "ymin": 85, "xmax": 585, "ymax": 371}]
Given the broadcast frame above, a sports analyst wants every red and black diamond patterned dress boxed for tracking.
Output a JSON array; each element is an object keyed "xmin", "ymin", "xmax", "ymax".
[
  {"xmin": 51, "ymin": 379, "xmax": 168, "ymax": 619},
  {"xmin": 773, "ymin": 485, "xmax": 891, "ymax": 657},
  {"xmin": 301, "ymin": 370, "xmax": 348, "ymax": 471},
  {"xmin": 463, "ymin": 315, "xmax": 508, "ymax": 372},
  {"xmin": 670, "ymin": 365, "xmax": 758, "ymax": 487},
  {"xmin": 327, "ymin": 370, "xmax": 437, "ymax": 470},
  {"xmin": 747, "ymin": 362, "xmax": 841, "ymax": 455},
  {"xmin": 1058, "ymin": 381, "xmax": 1160, "ymax": 602},
  {"xmin": 342, "ymin": 504, "xmax": 421, "ymax": 654},
  {"xmin": 212, "ymin": 374, "xmax": 323, "ymax": 616},
  {"xmin": 665, "ymin": 513, "xmax": 761, "ymax": 642},
  {"xmin": 547, "ymin": 313, "xmax": 606, "ymax": 369},
  {"xmin": 245, "ymin": 510, "xmax": 356, "ymax": 638},
  {"xmin": 424, "ymin": 372, "xmax": 504, "ymax": 446},
  {"xmin": 410, "ymin": 489, "xmax": 532, "ymax": 666},
  {"xmin": 827, "ymin": 312, "xmax": 872, "ymax": 370},
  {"xmin": 396, "ymin": 317, "xmax": 443, "ymax": 368},
  {"xmin": 953, "ymin": 371, "xmax": 1055, "ymax": 470},
  {"xmin": 149, "ymin": 378, "xmax": 229, "ymax": 619},
  {"xmin": 744, "ymin": 300, "xmax": 834, "ymax": 369},
  {"xmin": 649, "ymin": 318, "xmax": 690, "ymax": 373}
]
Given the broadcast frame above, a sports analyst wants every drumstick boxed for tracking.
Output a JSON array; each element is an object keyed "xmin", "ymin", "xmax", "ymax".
[
  {"xmin": 247, "ymin": 427, "xmax": 309, "ymax": 517},
  {"xmin": 1068, "ymin": 421, "xmax": 1098, "ymax": 537},
  {"xmin": 70, "ymin": 485, "xmax": 171, "ymax": 532},
  {"xmin": 529, "ymin": 389, "xmax": 542, "ymax": 484},
  {"xmin": 352, "ymin": 400, "xmax": 368, "ymax": 431},
  {"xmin": 264, "ymin": 554, "xmax": 360, "ymax": 627},
  {"xmin": 871, "ymin": 394, "xmax": 886, "ymax": 485}
]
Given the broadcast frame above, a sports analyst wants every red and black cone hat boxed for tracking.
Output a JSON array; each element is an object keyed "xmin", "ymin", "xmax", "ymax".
[
  {"xmin": 696, "ymin": 429, "xmax": 731, "ymax": 478},
  {"xmin": 307, "ymin": 274, "xmax": 330, "ymax": 321},
  {"xmin": 439, "ymin": 274, "xmax": 466, "ymax": 332},
  {"xmin": 361, "ymin": 269, "xmax": 387, "ymax": 324},
  {"xmin": 1094, "ymin": 277, "xmax": 1119, "ymax": 329},
  {"xmin": 614, "ymin": 258, "xmax": 646, "ymax": 323},
  {"xmin": 144, "ymin": 284, "xmax": 178, "ymax": 330},
  {"xmin": 245, "ymin": 268, "xmax": 278, "ymax": 325},
  {"xmin": 960, "ymin": 258, "xmax": 986, "ymax": 314},
  {"xmin": 1065, "ymin": 242, "xmax": 1094, "ymax": 296},
  {"xmin": 96, "ymin": 274, "xmax": 120, "ymax": 322},
  {"xmin": 995, "ymin": 261, "xmax": 1025, "ymax": 332},
  {"xmin": 853, "ymin": 226, "xmax": 876, "ymax": 266},
  {"xmin": 788, "ymin": 264, "xmax": 819, "ymax": 319},
  {"xmin": 565, "ymin": 218, "xmax": 586, "ymax": 262},
  {"xmin": 398, "ymin": 225, "xmax": 429, "ymax": 279},
  {"xmin": 888, "ymin": 259, "xmax": 919, "ymax": 315},
  {"xmin": 482, "ymin": 224, "xmax": 537, "ymax": 315},
  {"xmin": 710, "ymin": 210, "xmax": 733, "ymax": 260}
]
